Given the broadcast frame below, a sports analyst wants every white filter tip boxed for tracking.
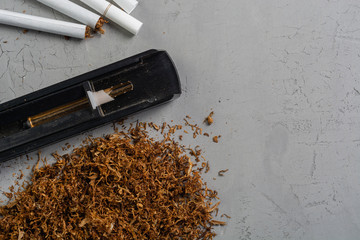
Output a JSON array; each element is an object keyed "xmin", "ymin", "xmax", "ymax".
[
  {"xmin": 113, "ymin": 0, "xmax": 138, "ymax": 14},
  {"xmin": 87, "ymin": 90, "xmax": 114, "ymax": 109}
]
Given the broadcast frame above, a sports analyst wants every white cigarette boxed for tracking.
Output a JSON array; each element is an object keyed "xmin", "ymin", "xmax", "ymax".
[
  {"xmin": 36, "ymin": 0, "xmax": 102, "ymax": 30},
  {"xmin": 79, "ymin": 0, "xmax": 142, "ymax": 35},
  {"xmin": 113, "ymin": 0, "xmax": 138, "ymax": 14},
  {"xmin": 0, "ymin": 9, "xmax": 88, "ymax": 39}
]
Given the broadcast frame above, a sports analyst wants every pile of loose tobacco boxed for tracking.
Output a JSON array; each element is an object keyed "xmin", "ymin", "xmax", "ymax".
[{"xmin": 0, "ymin": 121, "xmax": 225, "ymax": 239}]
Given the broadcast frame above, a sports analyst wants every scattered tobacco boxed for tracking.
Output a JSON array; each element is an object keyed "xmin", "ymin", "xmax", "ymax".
[
  {"xmin": 95, "ymin": 17, "xmax": 108, "ymax": 34},
  {"xmin": 0, "ymin": 122, "xmax": 225, "ymax": 239},
  {"xmin": 183, "ymin": 119, "xmax": 203, "ymax": 139},
  {"xmin": 212, "ymin": 136, "xmax": 219, "ymax": 143},
  {"xmin": 218, "ymin": 169, "xmax": 228, "ymax": 177},
  {"xmin": 85, "ymin": 26, "xmax": 93, "ymax": 39},
  {"xmin": 205, "ymin": 112, "xmax": 214, "ymax": 126},
  {"xmin": 205, "ymin": 162, "xmax": 210, "ymax": 173},
  {"xmin": 18, "ymin": 170, "xmax": 24, "ymax": 180},
  {"xmin": 220, "ymin": 214, "xmax": 231, "ymax": 219}
]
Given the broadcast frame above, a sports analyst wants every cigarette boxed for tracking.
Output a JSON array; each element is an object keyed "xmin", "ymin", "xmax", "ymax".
[
  {"xmin": 36, "ymin": 0, "xmax": 106, "ymax": 33},
  {"xmin": 0, "ymin": 9, "xmax": 88, "ymax": 39},
  {"xmin": 79, "ymin": 0, "xmax": 142, "ymax": 35},
  {"xmin": 26, "ymin": 82, "xmax": 134, "ymax": 128},
  {"xmin": 113, "ymin": 0, "xmax": 138, "ymax": 14}
]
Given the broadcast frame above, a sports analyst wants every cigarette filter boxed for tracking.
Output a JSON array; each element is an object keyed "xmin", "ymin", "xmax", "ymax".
[
  {"xmin": 87, "ymin": 91, "xmax": 114, "ymax": 110},
  {"xmin": 36, "ymin": 0, "xmax": 101, "ymax": 30},
  {"xmin": 80, "ymin": 0, "xmax": 142, "ymax": 35},
  {"xmin": 113, "ymin": 0, "xmax": 138, "ymax": 14},
  {"xmin": 0, "ymin": 9, "xmax": 87, "ymax": 39}
]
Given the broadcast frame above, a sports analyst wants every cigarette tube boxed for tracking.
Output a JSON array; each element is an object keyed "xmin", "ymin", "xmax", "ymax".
[
  {"xmin": 26, "ymin": 81, "xmax": 133, "ymax": 128},
  {"xmin": 113, "ymin": 0, "xmax": 138, "ymax": 14},
  {"xmin": 36, "ymin": 0, "xmax": 102, "ymax": 30},
  {"xmin": 79, "ymin": 0, "xmax": 142, "ymax": 35},
  {"xmin": 87, "ymin": 91, "xmax": 114, "ymax": 109},
  {"xmin": 0, "ymin": 9, "xmax": 87, "ymax": 39}
]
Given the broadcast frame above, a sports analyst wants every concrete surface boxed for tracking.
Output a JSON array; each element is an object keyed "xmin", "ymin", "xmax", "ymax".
[{"xmin": 1, "ymin": 0, "xmax": 360, "ymax": 239}]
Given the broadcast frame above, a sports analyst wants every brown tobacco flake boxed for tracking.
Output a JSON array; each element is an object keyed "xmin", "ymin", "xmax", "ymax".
[
  {"xmin": 213, "ymin": 135, "xmax": 221, "ymax": 143},
  {"xmin": 184, "ymin": 118, "xmax": 203, "ymax": 138},
  {"xmin": 210, "ymin": 220, "xmax": 226, "ymax": 226},
  {"xmin": 17, "ymin": 170, "xmax": 24, "ymax": 180},
  {"xmin": 161, "ymin": 122, "xmax": 167, "ymax": 134},
  {"xmin": 149, "ymin": 122, "xmax": 160, "ymax": 131},
  {"xmin": 22, "ymin": 29, "xmax": 28, "ymax": 34},
  {"xmin": 3, "ymin": 192, "xmax": 12, "ymax": 199},
  {"xmin": 205, "ymin": 111, "xmax": 214, "ymax": 125},
  {"xmin": 205, "ymin": 161, "xmax": 210, "ymax": 173},
  {"xmin": 218, "ymin": 169, "xmax": 229, "ymax": 176},
  {"xmin": 189, "ymin": 147, "xmax": 202, "ymax": 163},
  {"xmin": 221, "ymin": 213, "xmax": 231, "ymax": 219},
  {"xmin": 0, "ymin": 123, "xmax": 225, "ymax": 239},
  {"xmin": 95, "ymin": 17, "xmax": 108, "ymax": 34},
  {"xmin": 85, "ymin": 26, "xmax": 93, "ymax": 38},
  {"xmin": 168, "ymin": 125, "xmax": 176, "ymax": 134}
]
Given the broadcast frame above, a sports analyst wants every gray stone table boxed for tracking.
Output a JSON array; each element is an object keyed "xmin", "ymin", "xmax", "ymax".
[{"xmin": 1, "ymin": 0, "xmax": 360, "ymax": 239}]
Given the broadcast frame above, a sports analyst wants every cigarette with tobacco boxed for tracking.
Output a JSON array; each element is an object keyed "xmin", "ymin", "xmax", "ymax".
[
  {"xmin": 113, "ymin": 0, "xmax": 138, "ymax": 14},
  {"xmin": 26, "ymin": 82, "xmax": 134, "ymax": 128},
  {"xmin": 36, "ymin": 0, "xmax": 107, "ymax": 34},
  {"xmin": 0, "ymin": 9, "xmax": 89, "ymax": 39},
  {"xmin": 80, "ymin": 0, "xmax": 143, "ymax": 35}
]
